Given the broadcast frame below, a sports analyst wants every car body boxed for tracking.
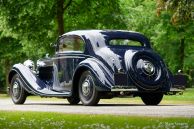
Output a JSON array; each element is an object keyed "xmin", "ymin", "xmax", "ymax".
[{"xmin": 8, "ymin": 30, "xmax": 184, "ymax": 106}]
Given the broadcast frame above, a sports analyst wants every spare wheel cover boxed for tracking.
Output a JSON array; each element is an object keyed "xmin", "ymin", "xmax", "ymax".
[{"xmin": 127, "ymin": 51, "xmax": 166, "ymax": 90}]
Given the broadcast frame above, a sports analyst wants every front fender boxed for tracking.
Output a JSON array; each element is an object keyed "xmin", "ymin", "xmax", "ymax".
[
  {"xmin": 8, "ymin": 63, "xmax": 68, "ymax": 96},
  {"xmin": 75, "ymin": 58, "xmax": 114, "ymax": 91},
  {"xmin": 9, "ymin": 64, "xmax": 46, "ymax": 94}
]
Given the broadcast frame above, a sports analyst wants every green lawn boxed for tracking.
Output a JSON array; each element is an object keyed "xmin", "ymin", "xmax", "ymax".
[
  {"xmin": 162, "ymin": 88, "xmax": 194, "ymax": 104},
  {"xmin": 0, "ymin": 93, "xmax": 9, "ymax": 98},
  {"xmin": 0, "ymin": 111, "xmax": 193, "ymax": 129}
]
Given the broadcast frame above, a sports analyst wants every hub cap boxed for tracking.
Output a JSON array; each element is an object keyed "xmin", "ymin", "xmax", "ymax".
[
  {"xmin": 12, "ymin": 81, "xmax": 20, "ymax": 98},
  {"xmin": 142, "ymin": 60, "xmax": 155, "ymax": 76},
  {"xmin": 81, "ymin": 77, "xmax": 91, "ymax": 96}
]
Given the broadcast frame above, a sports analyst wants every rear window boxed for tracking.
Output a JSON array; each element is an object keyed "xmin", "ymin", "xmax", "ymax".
[{"xmin": 108, "ymin": 39, "xmax": 143, "ymax": 47}]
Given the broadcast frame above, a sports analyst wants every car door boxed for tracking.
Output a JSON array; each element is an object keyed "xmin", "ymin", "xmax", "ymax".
[{"xmin": 52, "ymin": 35, "xmax": 85, "ymax": 92}]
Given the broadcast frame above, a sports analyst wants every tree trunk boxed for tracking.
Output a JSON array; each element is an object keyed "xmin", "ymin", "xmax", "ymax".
[
  {"xmin": 56, "ymin": 0, "xmax": 64, "ymax": 35},
  {"xmin": 4, "ymin": 60, "xmax": 11, "ymax": 95},
  {"xmin": 179, "ymin": 38, "xmax": 185, "ymax": 71},
  {"xmin": 56, "ymin": 0, "xmax": 72, "ymax": 35}
]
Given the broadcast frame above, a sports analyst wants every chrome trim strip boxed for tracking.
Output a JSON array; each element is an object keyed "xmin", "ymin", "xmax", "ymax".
[
  {"xmin": 111, "ymin": 88, "xmax": 138, "ymax": 92},
  {"xmin": 170, "ymin": 88, "xmax": 184, "ymax": 92},
  {"xmin": 52, "ymin": 56, "xmax": 85, "ymax": 60}
]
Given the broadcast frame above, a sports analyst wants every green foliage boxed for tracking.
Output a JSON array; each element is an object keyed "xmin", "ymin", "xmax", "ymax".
[
  {"xmin": 155, "ymin": 0, "xmax": 194, "ymax": 73},
  {"xmin": 121, "ymin": 0, "xmax": 194, "ymax": 73},
  {"xmin": 0, "ymin": 0, "xmax": 56, "ymax": 58},
  {"xmin": 0, "ymin": 32, "xmax": 25, "ymax": 89},
  {"xmin": 0, "ymin": 36, "xmax": 23, "ymax": 62},
  {"xmin": 0, "ymin": 0, "xmax": 126, "ymax": 59},
  {"xmin": 64, "ymin": 0, "xmax": 126, "ymax": 30},
  {"xmin": 0, "ymin": 0, "xmax": 126, "ymax": 90},
  {"xmin": 158, "ymin": 0, "xmax": 193, "ymax": 25},
  {"xmin": 120, "ymin": 0, "xmax": 157, "ymax": 36},
  {"xmin": 151, "ymin": 13, "xmax": 182, "ymax": 72}
]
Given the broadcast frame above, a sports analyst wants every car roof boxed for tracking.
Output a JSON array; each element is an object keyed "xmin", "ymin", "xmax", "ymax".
[
  {"xmin": 62, "ymin": 30, "xmax": 151, "ymax": 48},
  {"xmin": 63, "ymin": 30, "xmax": 141, "ymax": 37}
]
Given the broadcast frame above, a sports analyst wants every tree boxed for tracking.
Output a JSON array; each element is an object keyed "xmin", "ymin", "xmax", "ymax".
[
  {"xmin": 0, "ymin": 0, "xmax": 126, "ymax": 91},
  {"xmin": 156, "ymin": 0, "xmax": 194, "ymax": 72},
  {"xmin": 0, "ymin": 33, "xmax": 25, "ymax": 90},
  {"xmin": 0, "ymin": 0, "xmax": 126, "ymax": 58},
  {"xmin": 120, "ymin": 0, "xmax": 194, "ymax": 74}
]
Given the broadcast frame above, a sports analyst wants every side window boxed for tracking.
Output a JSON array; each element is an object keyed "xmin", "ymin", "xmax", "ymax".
[{"xmin": 58, "ymin": 36, "xmax": 85, "ymax": 52}]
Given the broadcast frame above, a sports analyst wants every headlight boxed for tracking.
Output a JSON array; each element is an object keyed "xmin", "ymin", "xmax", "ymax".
[{"xmin": 23, "ymin": 60, "xmax": 35, "ymax": 71}]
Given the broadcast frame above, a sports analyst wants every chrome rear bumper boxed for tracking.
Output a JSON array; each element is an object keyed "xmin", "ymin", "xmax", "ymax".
[{"xmin": 111, "ymin": 86, "xmax": 184, "ymax": 95}]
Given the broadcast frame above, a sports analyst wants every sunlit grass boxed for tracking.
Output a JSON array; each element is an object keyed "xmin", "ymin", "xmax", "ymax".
[
  {"xmin": 164, "ymin": 88, "xmax": 194, "ymax": 101},
  {"xmin": 161, "ymin": 88, "xmax": 194, "ymax": 105},
  {"xmin": 0, "ymin": 111, "xmax": 193, "ymax": 129},
  {"xmin": 0, "ymin": 93, "xmax": 9, "ymax": 98}
]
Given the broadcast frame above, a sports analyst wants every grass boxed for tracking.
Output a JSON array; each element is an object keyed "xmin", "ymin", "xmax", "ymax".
[
  {"xmin": 161, "ymin": 88, "xmax": 194, "ymax": 104},
  {"xmin": 0, "ymin": 93, "xmax": 9, "ymax": 98},
  {"xmin": 0, "ymin": 111, "xmax": 194, "ymax": 129}
]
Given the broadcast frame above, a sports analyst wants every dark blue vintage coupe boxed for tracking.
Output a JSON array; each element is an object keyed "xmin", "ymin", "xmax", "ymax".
[{"xmin": 8, "ymin": 30, "xmax": 183, "ymax": 106}]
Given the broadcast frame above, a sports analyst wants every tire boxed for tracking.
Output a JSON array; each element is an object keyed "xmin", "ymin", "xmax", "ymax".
[
  {"xmin": 126, "ymin": 51, "xmax": 166, "ymax": 90},
  {"xmin": 78, "ymin": 71, "xmax": 100, "ymax": 106},
  {"xmin": 141, "ymin": 93, "xmax": 163, "ymax": 105},
  {"xmin": 67, "ymin": 96, "xmax": 80, "ymax": 105},
  {"xmin": 10, "ymin": 74, "xmax": 27, "ymax": 104}
]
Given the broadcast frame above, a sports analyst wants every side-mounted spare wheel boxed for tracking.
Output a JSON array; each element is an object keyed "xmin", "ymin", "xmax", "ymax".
[
  {"xmin": 10, "ymin": 74, "xmax": 27, "ymax": 104},
  {"xmin": 126, "ymin": 51, "xmax": 167, "ymax": 90},
  {"xmin": 78, "ymin": 71, "xmax": 100, "ymax": 106},
  {"xmin": 125, "ymin": 51, "xmax": 166, "ymax": 105}
]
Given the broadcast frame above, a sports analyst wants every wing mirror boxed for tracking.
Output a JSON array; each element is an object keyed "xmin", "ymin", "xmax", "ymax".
[{"xmin": 50, "ymin": 41, "xmax": 59, "ymax": 52}]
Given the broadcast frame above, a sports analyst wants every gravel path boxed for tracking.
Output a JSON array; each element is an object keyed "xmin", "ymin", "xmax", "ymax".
[{"xmin": 0, "ymin": 98, "xmax": 194, "ymax": 117}]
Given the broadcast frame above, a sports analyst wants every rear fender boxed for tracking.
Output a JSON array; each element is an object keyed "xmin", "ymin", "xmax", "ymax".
[{"xmin": 74, "ymin": 58, "xmax": 114, "ymax": 91}]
